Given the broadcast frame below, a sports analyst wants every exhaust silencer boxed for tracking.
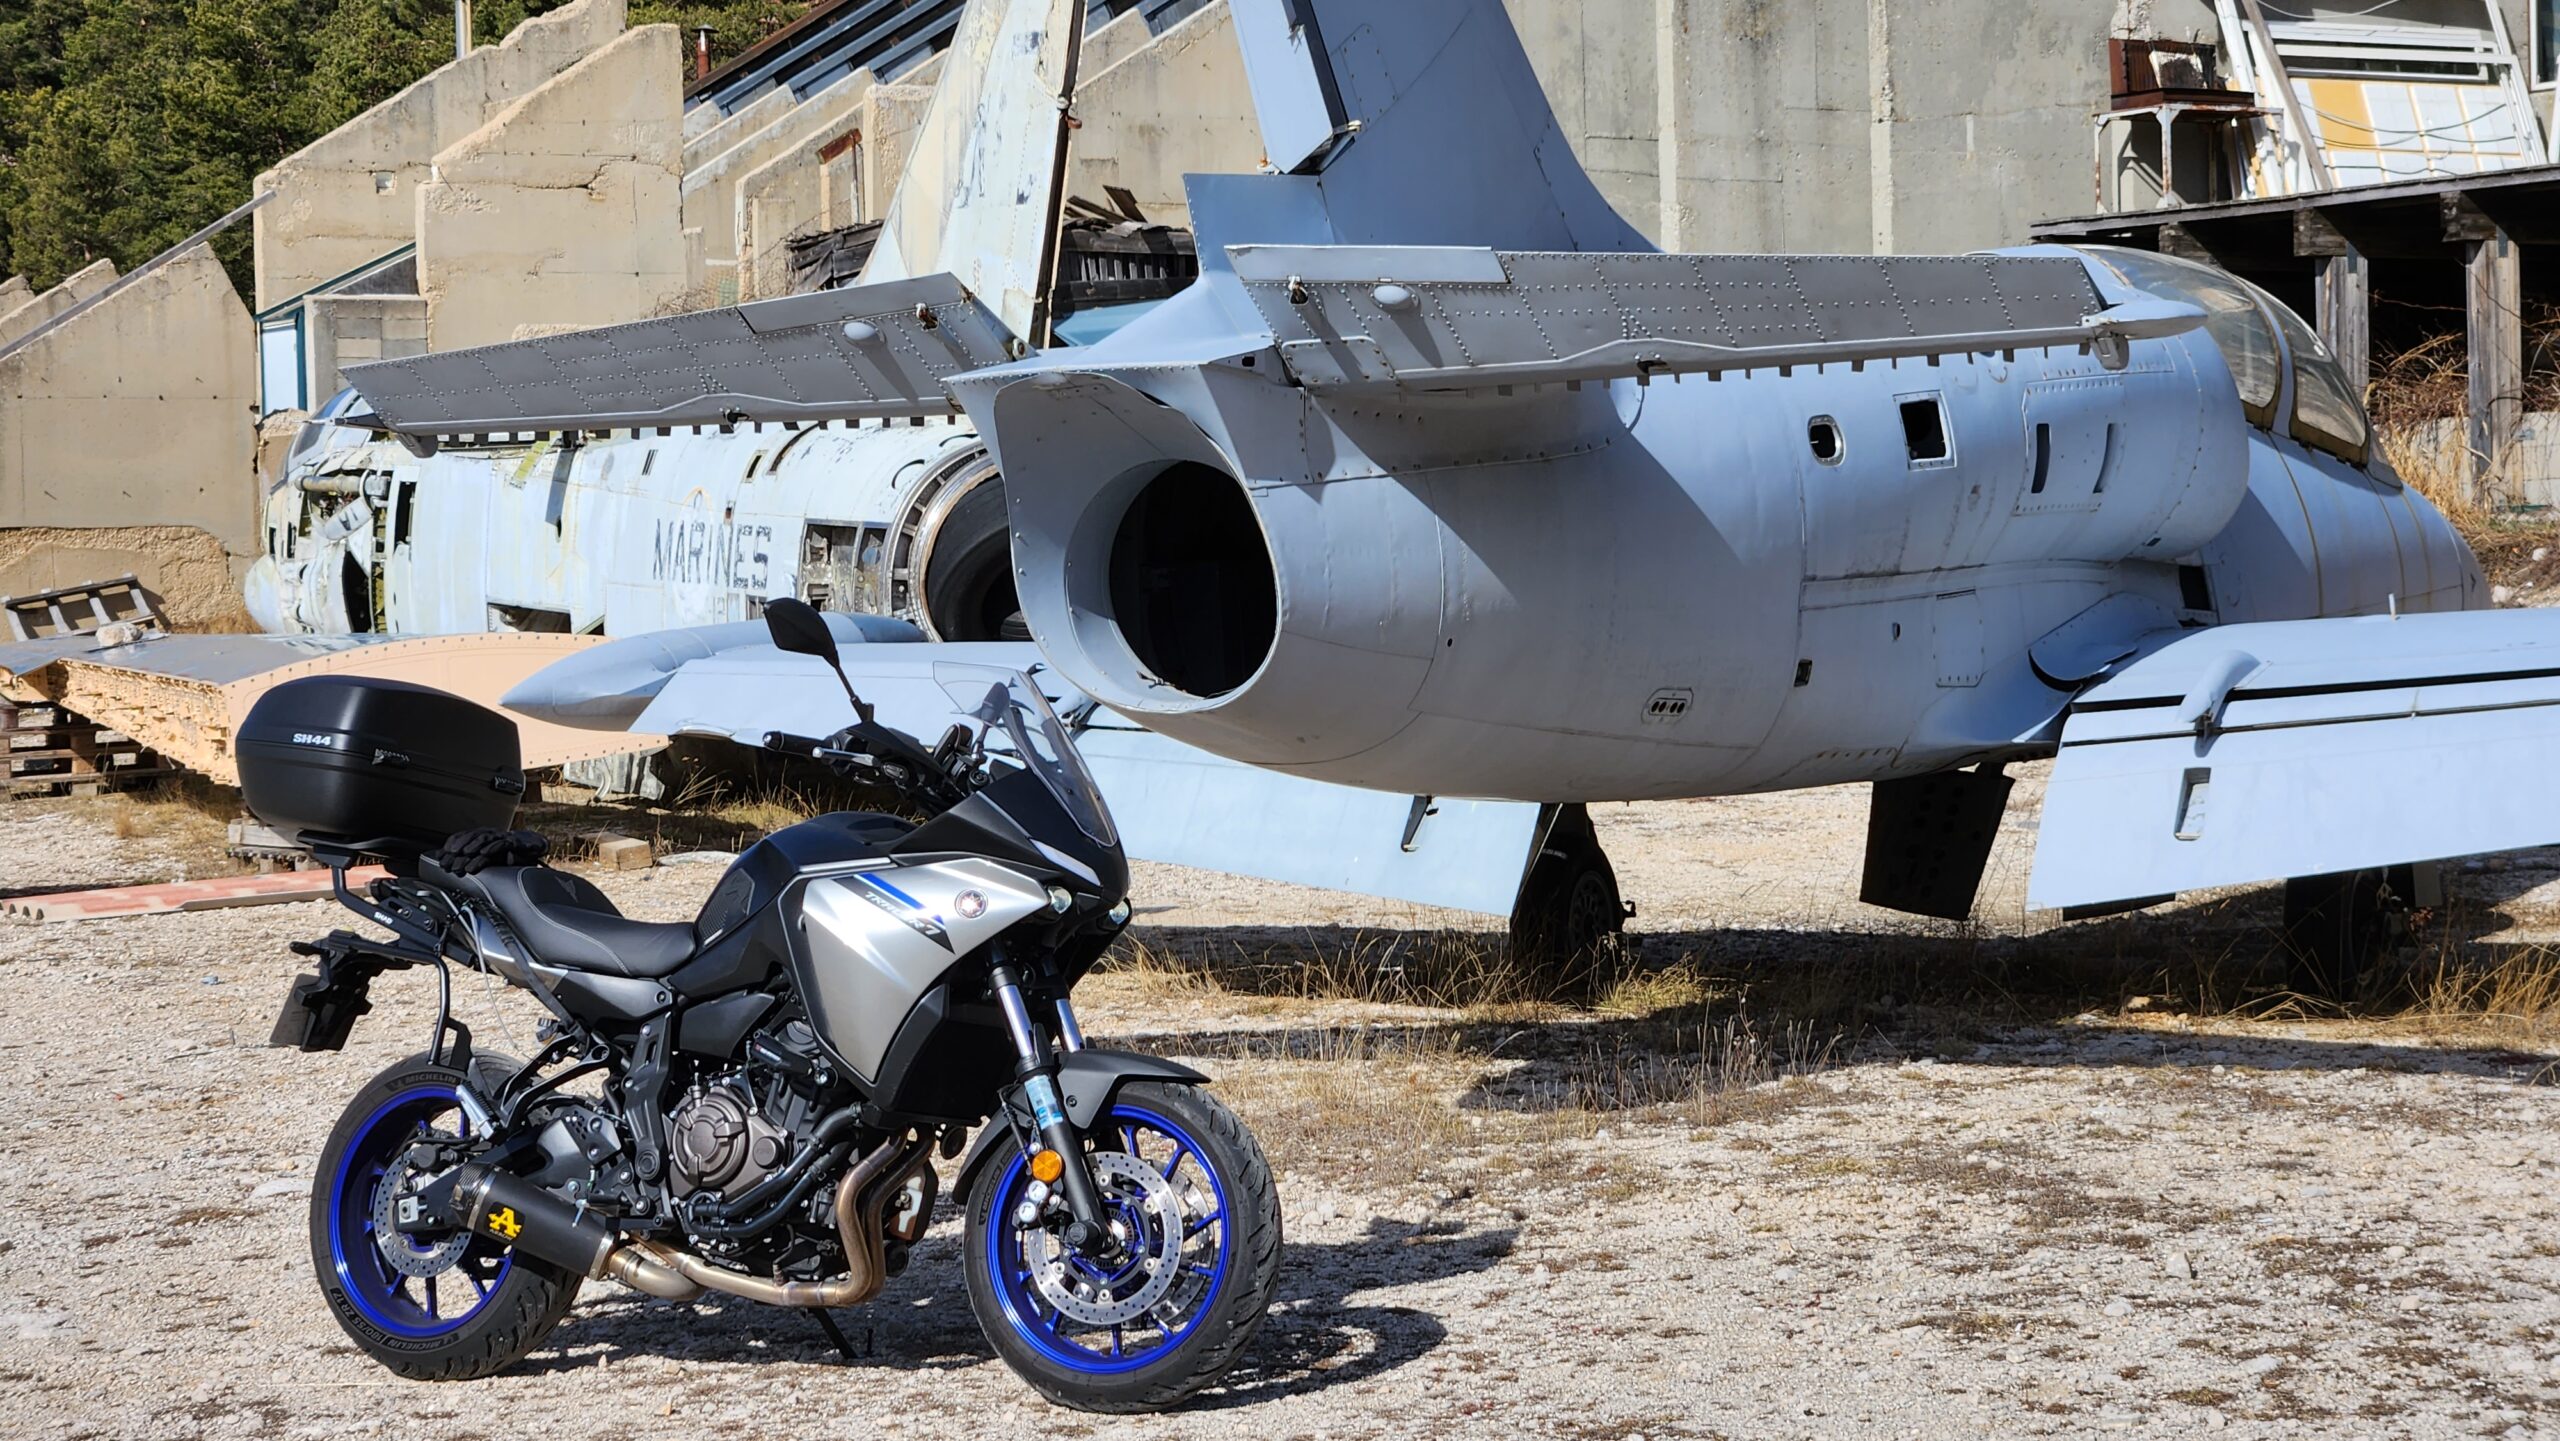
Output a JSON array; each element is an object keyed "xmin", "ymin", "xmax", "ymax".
[
  {"xmin": 452, "ymin": 1165, "xmax": 703, "ymax": 1300},
  {"xmin": 453, "ymin": 1165, "xmax": 617, "ymax": 1277}
]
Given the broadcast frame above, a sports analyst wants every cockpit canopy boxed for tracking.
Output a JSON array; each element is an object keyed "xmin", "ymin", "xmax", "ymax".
[{"xmin": 2083, "ymin": 247, "xmax": 2373, "ymax": 471}]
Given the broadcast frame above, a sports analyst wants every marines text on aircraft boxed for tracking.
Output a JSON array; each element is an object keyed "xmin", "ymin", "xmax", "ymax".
[{"xmin": 344, "ymin": 0, "xmax": 2538, "ymax": 990}]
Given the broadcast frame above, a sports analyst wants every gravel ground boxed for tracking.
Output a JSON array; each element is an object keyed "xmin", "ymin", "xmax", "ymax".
[{"xmin": 3, "ymin": 785, "xmax": 2558, "ymax": 1440}]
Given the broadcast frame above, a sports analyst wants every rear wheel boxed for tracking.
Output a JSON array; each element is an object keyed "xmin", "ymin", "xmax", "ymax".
[
  {"xmin": 307, "ymin": 1054, "xmax": 579, "ymax": 1380},
  {"xmin": 963, "ymin": 1083, "xmax": 1280, "ymax": 1412}
]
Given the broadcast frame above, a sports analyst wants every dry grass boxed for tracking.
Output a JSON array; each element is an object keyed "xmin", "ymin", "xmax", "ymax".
[
  {"xmin": 1105, "ymin": 929, "xmax": 1588, "ymax": 1012},
  {"xmin": 94, "ymin": 775, "xmax": 248, "ymax": 875}
]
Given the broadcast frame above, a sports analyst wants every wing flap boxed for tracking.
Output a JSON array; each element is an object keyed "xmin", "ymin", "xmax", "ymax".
[
  {"xmin": 2029, "ymin": 611, "xmax": 2560, "ymax": 910},
  {"xmin": 1229, "ymin": 246, "xmax": 2166, "ymax": 392},
  {"xmin": 345, "ymin": 276, "xmax": 1012, "ymax": 438}
]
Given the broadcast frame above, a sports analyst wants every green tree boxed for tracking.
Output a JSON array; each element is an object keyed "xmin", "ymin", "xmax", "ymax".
[{"xmin": 0, "ymin": 0, "xmax": 808, "ymax": 295}]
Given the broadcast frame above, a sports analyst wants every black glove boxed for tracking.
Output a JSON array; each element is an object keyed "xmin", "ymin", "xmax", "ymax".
[{"xmin": 432, "ymin": 827, "xmax": 551, "ymax": 876}]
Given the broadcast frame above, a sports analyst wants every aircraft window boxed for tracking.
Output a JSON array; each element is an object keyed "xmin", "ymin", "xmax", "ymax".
[
  {"xmin": 2083, "ymin": 246, "xmax": 2282, "ymax": 427},
  {"xmin": 1808, "ymin": 416, "xmax": 1844, "ymax": 465},
  {"xmin": 2260, "ymin": 293, "xmax": 2373, "ymax": 467},
  {"xmin": 1899, "ymin": 397, "xmax": 1951, "ymax": 465}
]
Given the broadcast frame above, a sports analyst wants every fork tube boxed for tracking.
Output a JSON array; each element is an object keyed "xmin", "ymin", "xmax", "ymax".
[
  {"xmin": 989, "ymin": 962, "xmax": 1111, "ymax": 1246},
  {"xmin": 1053, "ymin": 998, "xmax": 1087, "ymax": 1053}
]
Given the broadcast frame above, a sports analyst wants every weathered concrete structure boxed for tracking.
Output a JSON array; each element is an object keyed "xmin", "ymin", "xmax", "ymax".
[
  {"xmin": 0, "ymin": 245, "xmax": 258, "ymax": 626},
  {"xmin": 418, "ymin": 24, "xmax": 691, "ymax": 349},
  {"xmin": 0, "ymin": 261, "xmax": 118, "ymax": 350},
  {"xmin": 252, "ymin": 0, "xmax": 625, "ymax": 313},
  {"xmin": 682, "ymin": 68, "xmax": 876, "ymax": 304}
]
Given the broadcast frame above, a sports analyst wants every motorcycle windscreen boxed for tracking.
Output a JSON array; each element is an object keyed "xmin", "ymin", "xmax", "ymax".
[{"xmin": 2028, "ymin": 611, "xmax": 2560, "ymax": 910}]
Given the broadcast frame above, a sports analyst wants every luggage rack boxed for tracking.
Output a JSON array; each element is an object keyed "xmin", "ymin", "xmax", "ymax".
[{"xmin": 2, "ymin": 699, "xmax": 176, "ymax": 799}]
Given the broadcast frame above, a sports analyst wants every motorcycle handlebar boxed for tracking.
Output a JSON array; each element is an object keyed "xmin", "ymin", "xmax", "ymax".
[{"xmin": 762, "ymin": 731, "xmax": 835, "ymax": 758}]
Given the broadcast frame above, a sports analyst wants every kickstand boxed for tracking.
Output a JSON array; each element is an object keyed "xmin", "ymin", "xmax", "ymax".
[{"xmin": 811, "ymin": 1308, "xmax": 863, "ymax": 1362}]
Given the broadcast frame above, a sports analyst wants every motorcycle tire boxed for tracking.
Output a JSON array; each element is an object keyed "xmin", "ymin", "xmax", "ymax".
[
  {"xmin": 307, "ymin": 1052, "xmax": 581, "ymax": 1380},
  {"xmin": 963, "ymin": 1082, "xmax": 1281, "ymax": 1412}
]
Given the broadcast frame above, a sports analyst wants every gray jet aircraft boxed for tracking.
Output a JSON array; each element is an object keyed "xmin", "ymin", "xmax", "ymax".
[{"xmin": 345, "ymin": 0, "xmax": 2545, "ymax": 992}]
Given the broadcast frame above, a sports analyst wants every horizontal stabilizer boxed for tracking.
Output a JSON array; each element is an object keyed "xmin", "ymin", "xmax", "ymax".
[
  {"xmin": 569, "ymin": 631, "xmax": 1544, "ymax": 917},
  {"xmin": 2029, "ymin": 610, "xmax": 2560, "ymax": 910},
  {"xmin": 1229, "ymin": 247, "xmax": 2164, "ymax": 391},
  {"xmin": 345, "ymin": 276, "xmax": 1014, "ymax": 439}
]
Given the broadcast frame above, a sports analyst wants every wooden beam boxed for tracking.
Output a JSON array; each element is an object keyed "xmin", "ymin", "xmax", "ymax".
[
  {"xmin": 2443, "ymin": 193, "xmax": 2505, "ymax": 244},
  {"xmin": 2318, "ymin": 243, "xmax": 2371, "ymax": 402},
  {"xmin": 2235, "ymin": 0, "xmax": 2335, "ymax": 191},
  {"xmin": 2293, "ymin": 207, "xmax": 2350, "ymax": 258},
  {"xmin": 2467, "ymin": 224, "xmax": 2523, "ymax": 500}
]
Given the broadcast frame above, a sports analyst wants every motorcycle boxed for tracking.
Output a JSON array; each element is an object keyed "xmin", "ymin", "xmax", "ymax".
[{"xmin": 256, "ymin": 599, "xmax": 1281, "ymax": 1412}]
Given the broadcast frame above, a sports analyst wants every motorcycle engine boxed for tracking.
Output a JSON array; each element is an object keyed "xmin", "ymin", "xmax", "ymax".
[{"xmin": 667, "ymin": 1075, "xmax": 791, "ymax": 1200}]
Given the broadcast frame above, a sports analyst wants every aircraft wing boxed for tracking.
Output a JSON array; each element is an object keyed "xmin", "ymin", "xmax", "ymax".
[
  {"xmin": 513, "ymin": 629, "xmax": 1545, "ymax": 917},
  {"xmin": 1226, "ymin": 246, "xmax": 2200, "ymax": 391},
  {"xmin": 343, "ymin": 276, "xmax": 1013, "ymax": 441},
  {"xmin": 1, "ymin": 630, "xmax": 660, "ymax": 786},
  {"xmin": 2028, "ymin": 609, "xmax": 2560, "ymax": 910}
]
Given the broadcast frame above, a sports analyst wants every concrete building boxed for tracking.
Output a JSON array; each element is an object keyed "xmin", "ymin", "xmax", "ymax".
[
  {"xmin": 252, "ymin": 0, "xmax": 626, "ymax": 313},
  {"xmin": 0, "ymin": 245, "xmax": 259, "ymax": 627},
  {"xmin": 418, "ymin": 24, "xmax": 693, "ymax": 350},
  {"xmin": 0, "ymin": 262, "xmax": 118, "ymax": 350}
]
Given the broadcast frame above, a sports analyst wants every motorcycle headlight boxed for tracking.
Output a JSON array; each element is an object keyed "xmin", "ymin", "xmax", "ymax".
[
  {"xmin": 1046, "ymin": 886, "xmax": 1074, "ymax": 915},
  {"xmin": 1107, "ymin": 898, "xmax": 1132, "ymax": 927}
]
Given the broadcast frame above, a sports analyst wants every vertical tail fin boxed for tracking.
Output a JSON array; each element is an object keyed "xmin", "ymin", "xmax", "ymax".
[
  {"xmin": 860, "ymin": 0, "xmax": 1085, "ymax": 342},
  {"xmin": 1226, "ymin": 0, "xmax": 1649, "ymax": 253}
]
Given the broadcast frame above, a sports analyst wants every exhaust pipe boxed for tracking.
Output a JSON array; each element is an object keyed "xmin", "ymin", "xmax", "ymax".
[
  {"xmin": 455, "ymin": 1165, "xmax": 702, "ymax": 1300},
  {"xmin": 646, "ymin": 1129, "xmax": 935, "ymax": 1308},
  {"xmin": 455, "ymin": 1132, "xmax": 937, "ymax": 1309}
]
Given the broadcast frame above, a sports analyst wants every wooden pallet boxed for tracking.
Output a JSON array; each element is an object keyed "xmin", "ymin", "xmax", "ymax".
[{"xmin": 1, "ymin": 700, "xmax": 174, "ymax": 798}]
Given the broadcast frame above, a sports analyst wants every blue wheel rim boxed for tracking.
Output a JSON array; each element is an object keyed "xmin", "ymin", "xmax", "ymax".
[
  {"xmin": 327, "ymin": 1083, "xmax": 513, "ymax": 1339},
  {"xmin": 985, "ymin": 1103, "xmax": 1233, "ymax": 1376}
]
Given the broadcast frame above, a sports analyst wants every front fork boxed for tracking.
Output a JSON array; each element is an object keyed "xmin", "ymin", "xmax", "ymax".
[{"xmin": 989, "ymin": 962, "xmax": 1115, "ymax": 1256}]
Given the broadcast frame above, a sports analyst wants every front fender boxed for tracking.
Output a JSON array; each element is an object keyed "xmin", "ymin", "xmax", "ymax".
[{"xmin": 953, "ymin": 1048, "xmax": 1210, "ymax": 1200}]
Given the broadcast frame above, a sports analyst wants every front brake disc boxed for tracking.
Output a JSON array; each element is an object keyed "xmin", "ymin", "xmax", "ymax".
[{"xmin": 1021, "ymin": 1150, "xmax": 1187, "ymax": 1326}]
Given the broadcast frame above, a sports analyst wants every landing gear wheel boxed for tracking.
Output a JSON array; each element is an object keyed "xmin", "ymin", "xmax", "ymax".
[
  {"xmin": 1510, "ymin": 804, "xmax": 1628, "ymax": 995},
  {"xmin": 964, "ymin": 1083, "xmax": 1281, "ymax": 1413},
  {"xmin": 2281, "ymin": 868, "xmax": 2409, "ymax": 1001},
  {"xmin": 308, "ymin": 1053, "xmax": 579, "ymax": 1380}
]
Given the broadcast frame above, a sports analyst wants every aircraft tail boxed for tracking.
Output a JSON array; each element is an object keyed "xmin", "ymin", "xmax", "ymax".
[
  {"xmin": 1224, "ymin": 0, "xmax": 1650, "ymax": 253},
  {"xmin": 860, "ymin": 0, "xmax": 1084, "ymax": 343}
]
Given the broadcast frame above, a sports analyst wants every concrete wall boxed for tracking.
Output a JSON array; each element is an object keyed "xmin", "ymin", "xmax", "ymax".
[
  {"xmin": 0, "ymin": 526, "xmax": 251, "ymax": 630},
  {"xmin": 303, "ymin": 294, "xmax": 429, "ymax": 400},
  {"xmin": 0, "ymin": 260, "xmax": 118, "ymax": 349},
  {"xmin": 0, "ymin": 277, "xmax": 28, "ymax": 312},
  {"xmin": 418, "ymin": 24, "xmax": 691, "ymax": 350},
  {"xmin": 1066, "ymin": 2, "xmax": 1255, "ymax": 226},
  {"xmin": 734, "ymin": 120, "xmax": 869, "ymax": 300},
  {"xmin": 684, "ymin": 83, "xmax": 796, "ymax": 173},
  {"xmin": 252, "ymin": 0, "xmax": 624, "ymax": 310},
  {"xmin": 683, "ymin": 69, "xmax": 875, "ymax": 299},
  {"xmin": 1041, "ymin": 0, "xmax": 2251, "ymax": 255},
  {"xmin": 0, "ymin": 245, "xmax": 259, "ymax": 587}
]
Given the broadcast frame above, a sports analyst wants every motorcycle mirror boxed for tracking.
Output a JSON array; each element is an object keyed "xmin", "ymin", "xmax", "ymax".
[
  {"xmin": 763, "ymin": 597, "xmax": 874, "ymax": 724},
  {"xmin": 763, "ymin": 597, "xmax": 841, "ymax": 665}
]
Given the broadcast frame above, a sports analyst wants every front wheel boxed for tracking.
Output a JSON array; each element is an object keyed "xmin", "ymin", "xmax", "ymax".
[
  {"xmin": 307, "ymin": 1053, "xmax": 580, "ymax": 1380},
  {"xmin": 963, "ymin": 1083, "xmax": 1281, "ymax": 1412}
]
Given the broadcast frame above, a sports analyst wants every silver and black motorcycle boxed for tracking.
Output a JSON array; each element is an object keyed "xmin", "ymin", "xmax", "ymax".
[{"xmin": 255, "ymin": 600, "xmax": 1281, "ymax": 1412}]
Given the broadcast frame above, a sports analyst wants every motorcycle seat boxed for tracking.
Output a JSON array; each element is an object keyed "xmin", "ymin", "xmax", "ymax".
[{"xmin": 430, "ymin": 861, "xmax": 699, "ymax": 980}]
